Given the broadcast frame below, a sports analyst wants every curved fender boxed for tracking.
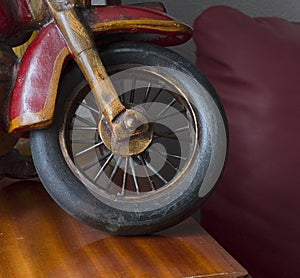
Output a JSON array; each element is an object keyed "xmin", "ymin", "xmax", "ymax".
[
  {"xmin": 87, "ymin": 6, "xmax": 192, "ymax": 46},
  {"xmin": 9, "ymin": 6, "xmax": 192, "ymax": 134},
  {"xmin": 8, "ymin": 23, "xmax": 70, "ymax": 134}
]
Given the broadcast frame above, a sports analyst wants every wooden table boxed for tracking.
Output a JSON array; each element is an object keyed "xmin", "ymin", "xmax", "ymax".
[{"xmin": 0, "ymin": 181, "xmax": 248, "ymax": 278}]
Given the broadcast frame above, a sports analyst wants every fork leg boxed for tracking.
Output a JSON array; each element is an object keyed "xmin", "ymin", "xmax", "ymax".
[
  {"xmin": 46, "ymin": 0, "xmax": 125, "ymax": 123},
  {"xmin": 46, "ymin": 1, "xmax": 153, "ymax": 156}
]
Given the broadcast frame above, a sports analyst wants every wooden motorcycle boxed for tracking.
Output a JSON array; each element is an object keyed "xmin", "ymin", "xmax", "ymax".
[{"xmin": 0, "ymin": 0, "xmax": 228, "ymax": 234}]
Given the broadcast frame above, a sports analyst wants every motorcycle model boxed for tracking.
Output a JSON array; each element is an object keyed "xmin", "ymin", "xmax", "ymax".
[{"xmin": 0, "ymin": 0, "xmax": 228, "ymax": 235}]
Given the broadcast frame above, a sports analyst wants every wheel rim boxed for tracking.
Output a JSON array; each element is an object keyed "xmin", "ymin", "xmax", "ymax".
[{"xmin": 59, "ymin": 66, "xmax": 200, "ymax": 209}]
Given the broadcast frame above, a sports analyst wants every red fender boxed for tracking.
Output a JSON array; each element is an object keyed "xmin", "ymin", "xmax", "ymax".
[
  {"xmin": 86, "ymin": 5, "xmax": 192, "ymax": 47},
  {"xmin": 8, "ymin": 23, "xmax": 69, "ymax": 134},
  {"xmin": 8, "ymin": 5, "xmax": 192, "ymax": 134}
]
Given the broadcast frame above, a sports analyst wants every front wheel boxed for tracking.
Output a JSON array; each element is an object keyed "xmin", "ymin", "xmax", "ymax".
[{"xmin": 30, "ymin": 42, "xmax": 227, "ymax": 235}]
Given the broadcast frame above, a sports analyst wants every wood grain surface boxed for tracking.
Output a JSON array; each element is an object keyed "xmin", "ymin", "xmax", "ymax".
[{"xmin": 0, "ymin": 181, "xmax": 248, "ymax": 278}]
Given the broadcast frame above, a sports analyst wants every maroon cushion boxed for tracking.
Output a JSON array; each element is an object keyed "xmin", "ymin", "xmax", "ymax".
[{"xmin": 193, "ymin": 6, "xmax": 300, "ymax": 278}]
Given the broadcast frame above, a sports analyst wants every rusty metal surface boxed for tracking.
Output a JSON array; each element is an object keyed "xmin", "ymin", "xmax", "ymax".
[
  {"xmin": 99, "ymin": 105, "xmax": 153, "ymax": 156},
  {"xmin": 47, "ymin": 0, "xmax": 126, "ymax": 122}
]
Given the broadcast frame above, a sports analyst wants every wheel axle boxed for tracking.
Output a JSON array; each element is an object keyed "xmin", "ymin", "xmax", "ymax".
[{"xmin": 98, "ymin": 105, "xmax": 153, "ymax": 157}]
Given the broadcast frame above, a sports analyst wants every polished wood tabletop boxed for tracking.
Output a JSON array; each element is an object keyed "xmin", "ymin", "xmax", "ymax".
[{"xmin": 0, "ymin": 181, "xmax": 248, "ymax": 278}]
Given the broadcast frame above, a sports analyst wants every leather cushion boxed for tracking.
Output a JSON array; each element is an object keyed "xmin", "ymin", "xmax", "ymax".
[{"xmin": 193, "ymin": 6, "xmax": 300, "ymax": 278}]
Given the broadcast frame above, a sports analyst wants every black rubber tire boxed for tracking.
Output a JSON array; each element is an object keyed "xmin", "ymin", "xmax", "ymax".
[{"xmin": 30, "ymin": 42, "xmax": 228, "ymax": 235}]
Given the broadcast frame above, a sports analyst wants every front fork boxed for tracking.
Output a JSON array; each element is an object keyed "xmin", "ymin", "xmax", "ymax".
[{"xmin": 46, "ymin": 0, "xmax": 152, "ymax": 156}]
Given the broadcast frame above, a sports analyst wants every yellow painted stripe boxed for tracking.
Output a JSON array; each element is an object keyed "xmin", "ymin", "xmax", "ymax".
[
  {"xmin": 13, "ymin": 32, "xmax": 38, "ymax": 57},
  {"xmin": 91, "ymin": 19, "xmax": 192, "ymax": 34}
]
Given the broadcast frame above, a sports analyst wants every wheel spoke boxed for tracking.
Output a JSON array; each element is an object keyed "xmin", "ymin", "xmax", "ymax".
[
  {"xmin": 129, "ymin": 157, "xmax": 140, "ymax": 194},
  {"xmin": 93, "ymin": 153, "xmax": 114, "ymax": 182},
  {"xmin": 130, "ymin": 75, "xmax": 136, "ymax": 103},
  {"xmin": 117, "ymin": 79, "xmax": 126, "ymax": 102},
  {"xmin": 143, "ymin": 82, "xmax": 152, "ymax": 103},
  {"xmin": 167, "ymin": 125, "xmax": 190, "ymax": 135},
  {"xmin": 75, "ymin": 114, "xmax": 96, "ymax": 127},
  {"xmin": 82, "ymin": 151, "xmax": 112, "ymax": 171},
  {"xmin": 118, "ymin": 157, "xmax": 129, "ymax": 196},
  {"xmin": 81, "ymin": 101, "xmax": 100, "ymax": 115},
  {"xmin": 149, "ymin": 147, "xmax": 178, "ymax": 171},
  {"xmin": 72, "ymin": 126, "xmax": 98, "ymax": 131},
  {"xmin": 157, "ymin": 98, "xmax": 176, "ymax": 117},
  {"xmin": 146, "ymin": 88, "xmax": 164, "ymax": 110},
  {"xmin": 153, "ymin": 109, "xmax": 186, "ymax": 122},
  {"xmin": 144, "ymin": 159, "xmax": 168, "ymax": 184},
  {"xmin": 107, "ymin": 156, "xmax": 123, "ymax": 189},
  {"xmin": 74, "ymin": 142, "xmax": 104, "ymax": 157},
  {"xmin": 84, "ymin": 93, "xmax": 98, "ymax": 110},
  {"xmin": 160, "ymin": 152, "xmax": 186, "ymax": 161},
  {"xmin": 138, "ymin": 155, "xmax": 156, "ymax": 191}
]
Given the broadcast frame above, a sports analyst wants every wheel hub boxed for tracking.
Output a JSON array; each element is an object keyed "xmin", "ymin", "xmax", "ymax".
[{"xmin": 98, "ymin": 105, "xmax": 153, "ymax": 157}]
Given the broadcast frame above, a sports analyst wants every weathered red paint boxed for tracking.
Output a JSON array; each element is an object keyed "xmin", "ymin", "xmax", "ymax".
[
  {"xmin": 87, "ymin": 6, "xmax": 170, "ymax": 22},
  {"xmin": 9, "ymin": 23, "xmax": 69, "ymax": 133},
  {"xmin": 10, "ymin": 23, "xmax": 65, "ymax": 117},
  {"xmin": 8, "ymin": 5, "xmax": 192, "ymax": 133},
  {"xmin": 87, "ymin": 6, "xmax": 192, "ymax": 46}
]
